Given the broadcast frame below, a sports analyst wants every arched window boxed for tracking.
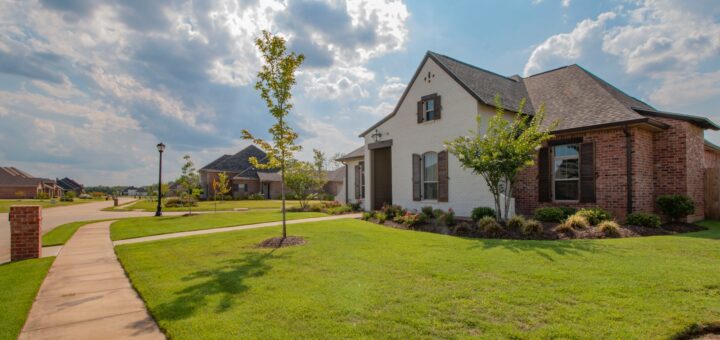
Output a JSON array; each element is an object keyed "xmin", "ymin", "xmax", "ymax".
[{"xmin": 423, "ymin": 152, "xmax": 438, "ymax": 200}]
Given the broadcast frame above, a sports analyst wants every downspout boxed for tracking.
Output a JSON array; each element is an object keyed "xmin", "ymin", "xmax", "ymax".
[{"xmin": 624, "ymin": 126, "xmax": 633, "ymax": 216}]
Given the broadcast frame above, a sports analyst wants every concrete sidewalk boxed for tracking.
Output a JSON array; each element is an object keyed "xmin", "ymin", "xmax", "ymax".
[
  {"xmin": 19, "ymin": 221, "xmax": 165, "ymax": 340},
  {"xmin": 114, "ymin": 213, "xmax": 363, "ymax": 245}
]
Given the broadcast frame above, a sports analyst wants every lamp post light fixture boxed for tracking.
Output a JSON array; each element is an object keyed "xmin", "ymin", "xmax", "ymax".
[{"xmin": 155, "ymin": 142, "xmax": 166, "ymax": 217}]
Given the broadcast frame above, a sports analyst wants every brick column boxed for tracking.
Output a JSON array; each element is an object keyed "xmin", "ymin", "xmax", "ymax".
[{"xmin": 9, "ymin": 206, "xmax": 42, "ymax": 261}]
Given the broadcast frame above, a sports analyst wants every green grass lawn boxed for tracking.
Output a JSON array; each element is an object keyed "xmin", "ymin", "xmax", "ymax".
[
  {"xmin": 110, "ymin": 211, "xmax": 327, "ymax": 240},
  {"xmin": 115, "ymin": 219, "xmax": 720, "ymax": 339},
  {"xmin": 106, "ymin": 199, "xmax": 306, "ymax": 212},
  {"xmin": 43, "ymin": 219, "xmax": 112, "ymax": 246},
  {"xmin": 0, "ymin": 258, "xmax": 54, "ymax": 339},
  {"xmin": 0, "ymin": 199, "xmax": 94, "ymax": 213}
]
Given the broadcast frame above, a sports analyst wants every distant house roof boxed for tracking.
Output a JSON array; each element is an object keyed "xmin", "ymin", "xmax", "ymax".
[
  {"xmin": 336, "ymin": 146, "xmax": 364, "ymax": 162},
  {"xmin": 200, "ymin": 145, "xmax": 277, "ymax": 179},
  {"xmin": 361, "ymin": 51, "xmax": 718, "ymax": 137},
  {"xmin": 0, "ymin": 167, "xmax": 44, "ymax": 187},
  {"xmin": 56, "ymin": 177, "xmax": 83, "ymax": 191},
  {"xmin": 327, "ymin": 168, "xmax": 344, "ymax": 182}
]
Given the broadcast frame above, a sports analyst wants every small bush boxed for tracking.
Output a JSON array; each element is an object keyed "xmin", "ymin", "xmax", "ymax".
[
  {"xmin": 626, "ymin": 212, "xmax": 661, "ymax": 228},
  {"xmin": 381, "ymin": 204, "xmax": 405, "ymax": 219},
  {"xmin": 558, "ymin": 206, "xmax": 577, "ymax": 219},
  {"xmin": 454, "ymin": 223, "xmax": 474, "ymax": 236},
  {"xmin": 598, "ymin": 220, "xmax": 621, "ymax": 237},
  {"xmin": 401, "ymin": 212, "xmax": 426, "ymax": 228},
  {"xmin": 522, "ymin": 219, "xmax": 543, "ymax": 235},
  {"xmin": 656, "ymin": 194, "xmax": 695, "ymax": 221},
  {"xmin": 563, "ymin": 214, "xmax": 589, "ymax": 229},
  {"xmin": 36, "ymin": 191, "xmax": 50, "ymax": 200},
  {"xmin": 534, "ymin": 207, "xmax": 565, "ymax": 222},
  {"xmin": 432, "ymin": 209, "xmax": 444, "ymax": 220},
  {"xmin": 442, "ymin": 208, "xmax": 455, "ymax": 226},
  {"xmin": 164, "ymin": 197, "xmax": 198, "ymax": 208},
  {"xmin": 478, "ymin": 216, "xmax": 503, "ymax": 235},
  {"xmin": 286, "ymin": 206, "xmax": 305, "ymax": 212},
  {"xmin": 575, "ymin": 208, "xmax": 612, "ymax": 225},
  {"xmin": 349, "ymin": 202, "xmax": 362, "ymax": 212},
  {"xmin": 59, "ymin": 196, "xmax": 74, "ymax": 202},
  {"xmin": 471, "ymin": 207, "xmax": 496, "ymax": 222},
  {"xmin": 326, "ymin": 205, "xmax": 352, "ymax": 215},
  {"xmin": 421, "ymin": 206, "xmax": 434, "ymax": 218},
  {"xmin": 246, "ymin": 193, "xmax": 265, "ymax": 200},
  {"xmin": 361, "ymin": 211, "xmax": 373, "ymax": 221},
  {"xmin": 506, "ymin": 215, "xmax": 526, "ymax": 230},
  {"xmin": 374, "ymin": 212, "xmax": 388, "ymax": 223}
]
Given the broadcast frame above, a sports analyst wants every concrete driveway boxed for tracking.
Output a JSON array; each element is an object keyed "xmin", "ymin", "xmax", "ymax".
[{"xmin": 1, "ymin": 197, "xmax": 185, "ymax": 264}]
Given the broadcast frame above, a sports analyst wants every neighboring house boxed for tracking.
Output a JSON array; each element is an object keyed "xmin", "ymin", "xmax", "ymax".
[
  {"xmin": 122, "ymin": 186, "xmax": 146, "ymax": 197},
  {"xmin": 200, "ymin": 145, "xmax": 345, "ymax": 200},
  {"xmin": 0, "ymin": 166, "xmax": 63, "ymax": 199},
  {"xmin": 340, "ymin": 51, "xmax": 720, "ymax": 221},
  {"xmin": 200, "ymin": 145, "xmax": 280, "ymax": 199},
  {"xmin": 56, "ymin": 177, "xmax": 84, "ymax": 195}
]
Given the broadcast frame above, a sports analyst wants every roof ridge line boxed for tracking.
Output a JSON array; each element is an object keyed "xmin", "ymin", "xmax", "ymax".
[
  {"xmin": 574, "ymin": 64, "xmax": 657, "ymax": 111},
  {"xmin": 428, "ymin": 51, "xmax": 518, "ymax": 82}
]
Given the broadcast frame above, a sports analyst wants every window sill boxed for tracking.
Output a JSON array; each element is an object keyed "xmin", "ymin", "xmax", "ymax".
[{"xmin": 552, "ymin": 200, "xmax": 579, "ymax": 204}]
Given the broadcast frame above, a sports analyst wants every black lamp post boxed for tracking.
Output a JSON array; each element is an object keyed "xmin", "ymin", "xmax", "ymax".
[{"xmin": 155, "ymin": 142, "xmax": 165, "ymax": 217}]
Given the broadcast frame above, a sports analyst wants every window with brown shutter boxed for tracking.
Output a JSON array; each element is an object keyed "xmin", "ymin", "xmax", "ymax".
[
  {"xmin": 412, "ymin": 154, "xmax": 421, "ymax": 201},
  {"xmin": 418, "ymin": 94, "xmax": 441, "ymax": 123},
  {"xmin": 538, "ymin": 147, "xmax": 551, "ymax": 202},
  {"xmin": 438, "ymin": 150, "xmax": 448, "ymax": 202},
  {"xmin": 354, "ymin": 162, "xmax": 365, "ymax": 199},
  {"xmin": 579, "ymin": 142, "xmax": 595, "ymax": 203}
]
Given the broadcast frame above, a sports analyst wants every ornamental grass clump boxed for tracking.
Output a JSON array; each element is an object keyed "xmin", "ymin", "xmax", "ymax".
[
  {"xmin": 563, "ymin": 214, "xmax": 589, "ymax": 230},
  {"xmin": 506, "ymin": 215, "xmax": 526, "ymax": 231},
  {"xmin": 598, "ymin": 220, "xmax": 621, "ymax": 237},
  {"xmin": 575, "ymin": 208, "xmax": 612, "ymax": 226},
  {"xmin": 522, "ymin": 219, "xmax": 543, "ymax": 235},
  {"xmin": 478, "ymin": 216, "xmax": 503, "ymax": 235}
]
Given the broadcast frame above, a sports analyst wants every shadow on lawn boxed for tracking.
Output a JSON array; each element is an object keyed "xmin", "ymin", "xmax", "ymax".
[
  {"xmin": 468, "ymin": 238, "xmax": 602, "ymax": 262},
  {"xmin": 152, "ymin": 248, "xmax": 286, "ymax": 321}
]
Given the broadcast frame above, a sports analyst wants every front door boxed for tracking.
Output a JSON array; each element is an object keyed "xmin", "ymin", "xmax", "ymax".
[
  {"xmin": 372, "ymin": 147, "xmax": 392, "ymax": 210},
  {"xmin": 262, "ymin": 183, "xmax": 271, "ymax": 199}
]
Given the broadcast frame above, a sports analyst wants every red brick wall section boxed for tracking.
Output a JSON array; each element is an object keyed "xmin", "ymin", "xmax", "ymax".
[
  {"xmin": 9, "ymin": 206, "xmax": 42, "ymax": 261},
  {"xmin": 631, "ymin": 127, "xmax": 655, "ymax": 213},
  {"xmin": 0, "ymin": 187, "xmax": 37, "ymax": 199},
  {"xmin": 704, "ymin": 148, "xmax": 720, "ymax": 168},
  {"xmin": 652, "ymin": 117, "xmax": 705, "ymax": 222},
  {"xmin": 515, "ymin": 128, "xmax": 631, "ymax": 219}
]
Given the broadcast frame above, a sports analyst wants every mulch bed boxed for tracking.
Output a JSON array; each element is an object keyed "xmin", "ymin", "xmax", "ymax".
[
  {"xmin": 366, "ymin": 218, "xmax": 706, "ymax": 241},
  {"xmin": 258, "ymin": 236, "xmax": 306, "ymax": 248}
]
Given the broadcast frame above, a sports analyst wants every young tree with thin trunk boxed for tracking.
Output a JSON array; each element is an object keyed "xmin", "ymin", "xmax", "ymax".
[
  {"xmin": 177, "ymin": 154, "xmax": 200, "ymax": 215},
  {"xmin": 242, "ymin": 30, "xmax": 304, "ymax": 239},
  {"xmin": 285, "ymin": 161, "xmax": 325, "ymax": 209},
  {"xmin": 212, "ymin": 172, "xmax": 230, "ymax": 201},
  {"xmin": 445, "ymin": 96, "xmax": 555, "ymax": 221}
]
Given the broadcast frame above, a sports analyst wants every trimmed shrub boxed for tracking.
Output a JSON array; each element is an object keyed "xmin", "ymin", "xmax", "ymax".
[
  {"xmin": 374, "ymin": 212, "xmax": 388, "ymax": 224},
  {"xmin": 326, "ymin": 205, "xmax": 352, "ymax": 215},
  {"xmin": 534, "ymin": 207, "xmax": 565, "ymax": 223},
  {"xmin": 506, "ymin": 215, "xmax": 526, "ymax": 230},
  {"xmin": 421, "ymin": 206, "xmax": 434, "ymax": 218},
  {"xmin": 626, "ymin": 212, "xmax": 661, "ymax": 228},
  {"xmin": 441, "ymin": 208, "xmax": 455, "ymax": 226},
  {"xmin": 361, "ymin": 211, "xmax": 373, "ymax": 221},
  {"xmin": 246, "ymin": 193, "xmax": 265, "ymax": 200},
  {"xmin": 656, "ymin": 194, "xmax": 695, "ymax": 221},
  {"xmin": 164, "ymin": 197, "xmax": 198, "ymax": 208},
  {"xmin": 381, "ymin": 204, "xmax": 405, "ymax": 219},
  {"xmin": 349, "ymin": 202, "xmax": 363, "ymax": 212},
  {"xmin": 454, "ymin": 223, "xmax": 474, "ymax": 236},
  {"xmin": 471, "ymin": 207, "xmax": 496, "ymax": 222},
  {"xmin": 59, "ymin": 196, "xmax": 74, "ymax": 202},
  {"xmin": 36, "ymin": 191, "xmax": 50, "ymax": 200},
  {"xmin": 563, "ymin": 214, "xmax": 589, "ymax": 229},
  {"xmin": 522, "ymin": 219, "xmax": 543, "ymax": 235},
  {"xmin": 598, "ymin": 220, "xmax": 621, "ymax": 237},
  {"xmin": 478, "ymin": 216, "xmax": 503, "ymax": 235},
  {"xmin": 558, "ymin": 206, "xmax": 577, "ymax": 219},
  {"xmin": 575, "ymin": 208, "xmax": 612, "ymax": 225},
  {"xmin": 401, "ymin": 212, "xmax": 426, "ymax": 228}
]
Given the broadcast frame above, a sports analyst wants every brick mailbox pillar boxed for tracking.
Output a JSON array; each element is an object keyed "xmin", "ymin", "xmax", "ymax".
[{"xmin": 9, "ymin": 206, "xmax": 42, "ymax": 261}]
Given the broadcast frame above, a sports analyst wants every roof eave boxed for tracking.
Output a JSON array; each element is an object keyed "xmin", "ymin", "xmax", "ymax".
[
  {"xmin": 551, "ymin": 118, "xmax": 667, "ymax": 135},
  {"xmin": 632, "ymin": 107, "xmax": 720, "ymax": 130}
]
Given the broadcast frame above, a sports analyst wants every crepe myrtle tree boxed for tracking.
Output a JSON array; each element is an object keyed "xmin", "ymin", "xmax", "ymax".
[
  {"xmin": 212, "ymin": 172, "xmax": 231, "ymax": 201},
  {"xmin": 242, "ymin": 30, "xmax": 304, "ymax": 239},
  {"xmin": 285, "ymin": 161, "xmax": 326, "ymax": 209},
  {"xmin": 177, "ymin": 154, "xmax": 201, "ymax": 215},
  {"xmin": 445, "ymin": 96, "xmax": 555, "ymax": 221}
]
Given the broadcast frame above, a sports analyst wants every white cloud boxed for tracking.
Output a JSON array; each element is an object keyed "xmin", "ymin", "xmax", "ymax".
[
  {"xmin": 649, "ymin": 71, "xmax": 720, "ymax": 107},
  {"xmin": 524, "ymin": 11, "xmax": 616, "ymax": 75},
  {"xmin": 296, "ymin": 116, "xmax": 363, "ymax": 161}
]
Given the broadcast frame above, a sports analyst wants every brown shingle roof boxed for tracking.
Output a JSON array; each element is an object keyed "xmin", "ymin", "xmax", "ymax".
[
  {"xmin": 336, "ymin": 146, "xmax": 364, "ymax": 162},
  {"xmin": 0, "ymin": 167, "xmax": 44, "ymax": 187}
]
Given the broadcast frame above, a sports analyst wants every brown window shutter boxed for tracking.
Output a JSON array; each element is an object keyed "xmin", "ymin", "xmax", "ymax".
[
  {"xmin": 538, "ymin": 147, "xmax": 551, "ymax": 202},
  {"xmin": 438, "ymin": 150, "xmax": 449, "ymax": 202},
  {"xmin": 579, "ymin": 142, "xmax": 596, "ymax": 203},
  {"xmin": 354, "ymin": 164, "xmax": 361, "ymax": 199},
  {"xmin": 435, "ymin": 95, "xmax": 441, "ymax": 120},
  {"xmin": 412, "ymin": 154, "xmax": 421, "ymax": 201},
  {"xmin": 417, "ymin": 100, "xmax": 424, "ymax": 123}
]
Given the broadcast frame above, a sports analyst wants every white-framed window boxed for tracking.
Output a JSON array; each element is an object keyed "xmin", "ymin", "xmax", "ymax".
[
  {"xmin": 422, "ymin": 152, "xmax": 438, "ymax": 200},
  {"xmin": 552, "ymin": 144, "xmax": 580, "ymax": 201},
  {"xmin": 238, "ymin": 183, "xmax": 248, "ymax": 192},
  {"xmin": 424, "ymin": 98, "xmax": 436, "ymax": 121}
]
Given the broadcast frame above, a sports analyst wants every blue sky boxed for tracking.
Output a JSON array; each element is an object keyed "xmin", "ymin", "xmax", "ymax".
[{"xmin": 1, "ymin": 0, "xmax": 719, "ymax": 185}]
